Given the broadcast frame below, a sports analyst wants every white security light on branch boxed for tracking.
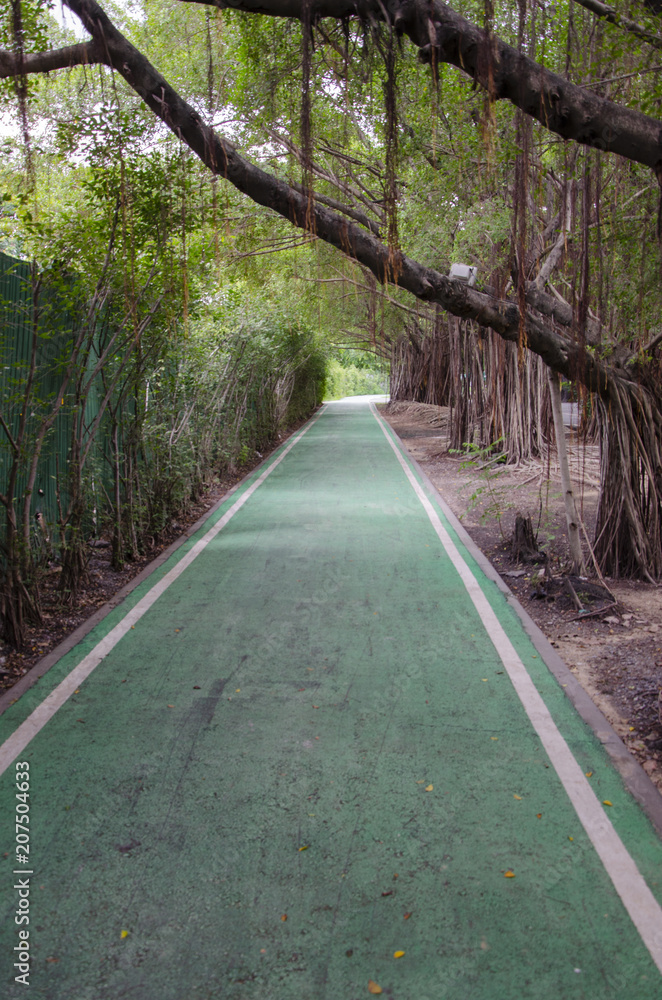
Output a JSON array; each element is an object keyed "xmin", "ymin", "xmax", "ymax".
[{"xmin": 449, "ymin": 264, "xmax": 478, "ymax": 287}]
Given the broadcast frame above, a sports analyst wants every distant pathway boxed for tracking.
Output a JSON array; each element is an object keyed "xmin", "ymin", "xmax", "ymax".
[{"xmin": 1, "ymin": 397, "xmax": 662, "ymax": 999}]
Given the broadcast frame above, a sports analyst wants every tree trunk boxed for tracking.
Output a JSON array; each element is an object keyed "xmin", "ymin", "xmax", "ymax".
[
  {"xmin": 547, "ymin": 369, "xmax": 586, "ymax": 575},
  {"xmin": 510, "ymin": 514, "xmax": 546, "ymax": 564},
  {"xmin": 594, "ymin": 385, "xmax": 662, "ymax": 582}
]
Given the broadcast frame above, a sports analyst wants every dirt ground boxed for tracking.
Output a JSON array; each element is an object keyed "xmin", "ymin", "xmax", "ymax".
[{"xmin": 380, "ymin": 401, "xmax": 662, "ymax": 794}]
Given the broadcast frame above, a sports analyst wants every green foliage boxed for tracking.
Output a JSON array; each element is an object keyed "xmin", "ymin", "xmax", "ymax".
[
  {"xmin": 324, "ymin": 350, "xmax": 387, "ymax": 400},
  {"xmin": 452, "ymin": 439, "xmax": 513, "ymax": 538},
  {"xmin": 0, "ymin": 0, "xmax": 52, "ymax": 104}
]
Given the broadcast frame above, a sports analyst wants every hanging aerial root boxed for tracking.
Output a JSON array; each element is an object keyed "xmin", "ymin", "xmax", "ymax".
[{"xmin": 594, "ymin": 384, "xmax": 662, "ymax": 582}]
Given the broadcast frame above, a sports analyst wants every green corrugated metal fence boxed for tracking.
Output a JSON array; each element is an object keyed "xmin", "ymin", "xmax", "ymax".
[{"xmin": 0, "ymin": 250, "xmax": 105, "ymax": 540}]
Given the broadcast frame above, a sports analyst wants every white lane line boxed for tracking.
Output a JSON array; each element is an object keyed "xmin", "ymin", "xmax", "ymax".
[
  {"xmin": 0, "ymin": 408, "xmax": 325, "ymax": 776},
  {"xmin": 370, "ymin": 403, "xmax": 662, "ymax": 973}
]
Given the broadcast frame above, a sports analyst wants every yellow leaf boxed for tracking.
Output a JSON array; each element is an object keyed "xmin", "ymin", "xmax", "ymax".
[
  {"xmin": 504, "ymin": 870, "xmax": 515, "ymax": 878},
  {"xmin": 491, "ymin": 737, "xmax": 498, "ymax": 741},
  {"xmin": 513, "ymin": 794, "xmax": 522, "ymax": 800},
  {"xmin": 368, "ymin": 981, "xmax": 383, "ymax": 995},
  {"xmin": 120, "ymin": 930, "xmax": 129, "ymax": 939},
  {"xmin": 393, "ymin": 950, "xmax": 405, "ymax": 959},
  {"xmin": 603, "ymin": 800, "xmax": 613, "ymax": 807},
  {"xmin": 425, "ymin": 784, "xmax": 433, "ymax": 791},
  {"xmin": 415, "ymin": 780, "xmax": 425, "ymax": 784},
  {"xmin": 298, "ymin": 845, "xmax": 309, "ymax": 851},
  {"xmin": 235, "ymin": 689, "xmax": 241, "ymax": 693},
  {"xmin": 281, "ymin": 914, "xmax": 287, "ymax": 921},
  {"xmin": 586, "ymin": 771, "xmax": 593, "ymax": 777},
  {"xmin": 568, "ymin": 836, "xmax": 574, "ymax": 841}
]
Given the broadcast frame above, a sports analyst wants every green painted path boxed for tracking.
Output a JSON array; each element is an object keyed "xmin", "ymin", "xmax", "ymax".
[{"xmin": 2, "ymin": 397, "xmax": 662, "ymax": 999}]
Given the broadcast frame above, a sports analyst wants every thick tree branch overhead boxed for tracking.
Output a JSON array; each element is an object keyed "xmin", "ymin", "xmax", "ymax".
[
  {"xmin": 5, "ymin": 0, "xmax": 658, "ymax": 169},
  {"xmin": 0, "ymin": 41, "xmax": 99, "ymax": 77},
  {"xmin": 179, "ymin": 0, "xmax": 662, "ymax": 170},
  {"xmin": 0, "ymin": 0, "xmax": 652, "ymax": 410},
  {"xmin": 572, "ymin": 0, "xmax": 662, "ymax": 51}
]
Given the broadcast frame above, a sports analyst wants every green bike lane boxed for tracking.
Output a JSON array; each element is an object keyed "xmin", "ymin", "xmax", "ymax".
[{"xmin": 1, "ymin": 397, "xmax": 662, "ymax": 999}]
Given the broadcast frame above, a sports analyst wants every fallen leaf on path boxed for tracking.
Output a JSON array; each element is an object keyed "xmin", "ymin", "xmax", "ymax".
[
  {"xmin": 536, "ymin": 813, "xmax": 542, "ymax": 819},
  {"xmin": 120, "ymin": 930, "xmax": 129, "ymax": 939},
  {"xmin": 167, "ymin": 704, "xmax": 174, "ymax": 708},
  {"xmin": 586, "ymin": 771, "xmax": 593, "ymax": 777},
  {"xmin": 603, "ymin": 800, "xmax": 613, "ymax": 807},
  {"xmin": 425, "ymin": 784, "xmax": 433, "ymax": 791},
  {"xmin": 393, "ymin": 950, "xmax": 405, "ymax": 959},
  {"xmin": 46, "ymin": 956, "xmax": 59, "ymax": 962},
  {"xmin": 368, "ymin": 981, "xmax": 383, "ymax": 994},
  {"xmin": 491, "ymin": 737, "xmax": 498, "ymax": 741},
  {"xmin": 312, "ymin": 705, "xmax": 320, "ymax": 709},
  {"xmin": 513, "ymin": 794, "xmax": 522, "ymax": 800},
  {"xmin": 568, "ymin": 836, "xmax": 574, "ymax": 841},
  {"xmin": 381, "ymin": 890, "xmax": 394, "ymax": 897},
  {"xmin": 281, "ymin": 914, "xmax": 287, "ymax": 921},
  {"xmin": 403, "ymin": 912, "xmax": 412, "ymax": 920},
  {"xmin": 415, "ymin": 780, "xmax": 425, "ymax": 784},
  {"xmin": 298, "ymin": 845, "xmax": 309, "ymax": 851},
  {"xmin": 504, "ymin": 870, "xmax": 515, "ymax": 878},
  {"xmin": 117, "ymin": 839, "xmax": 141, "ymax": 854}
]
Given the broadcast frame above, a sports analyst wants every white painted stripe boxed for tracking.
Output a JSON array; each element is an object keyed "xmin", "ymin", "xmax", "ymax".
[
  {"xmin": 0, "ymin": 408, "xmax": 325, "ymax": 776},
  {"xmin": 370, "ymin": 403, "xmax": 662, "ymax": 973}
]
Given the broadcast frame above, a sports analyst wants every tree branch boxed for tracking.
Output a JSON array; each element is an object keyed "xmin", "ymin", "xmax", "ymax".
[
  {"xmin": 265, "ymin": 126, "xmax": 386, "ymax": 221},
  {"xmin": 0, "ymin": 41, "xmax": 100, "ymax": 78},
  {"xmin": 572, "ymin": 0, "xmax": 662, "ymax": 52},
  {"xmin": 176, "ymin": 0, "xmax": 662, "ymax": 171},
  {"xmin": 289, "ymin": 181, "xmax": 383, "ymax": 235},
  {"xmin": 0, "ymin": 412, "xmax": 18, "ymax": 453}
]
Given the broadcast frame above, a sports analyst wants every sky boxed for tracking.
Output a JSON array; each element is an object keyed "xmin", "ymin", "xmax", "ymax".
[{"xmin": 52, "ymin": 1, "xmax": 87, "ymax": 38}]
